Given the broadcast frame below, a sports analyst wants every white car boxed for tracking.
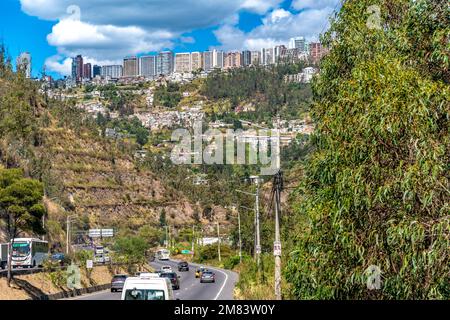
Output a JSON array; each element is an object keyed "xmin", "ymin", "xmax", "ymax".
[
  {"xmin": 160, "ymin": 265, "xmax": 173, "ymax": 273},
  {"xmin": 121, "ymin": 273, "xmax": 174, "ymax": 300}
]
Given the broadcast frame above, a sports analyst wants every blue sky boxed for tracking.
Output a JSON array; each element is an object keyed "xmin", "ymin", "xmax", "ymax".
[{"xmin": 0, "ymin": 0, "xmax": 340, "ymax": 79}]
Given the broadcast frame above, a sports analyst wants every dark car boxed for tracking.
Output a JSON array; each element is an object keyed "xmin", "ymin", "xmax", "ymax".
[
  {"xmin": 160, "ymin": 272, "xmax": 180, "ymax": 290},
  {"xmin": 111, "ymin": 274, "xmax": 128, "ymax": 292},
  {"xmin": 177, "ymin": 261, "xmax": 189, "ymax": 272},
  {"xmin": 200, "ymin": 271, "xmax": 215, "ymax": 283},
  {"xmin": 50, "ymin": 253, "xmax": 69, "ymax": 266}
]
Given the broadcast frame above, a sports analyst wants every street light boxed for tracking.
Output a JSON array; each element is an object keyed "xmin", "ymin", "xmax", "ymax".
[{"xmin": 66, "ymin": 215, "xmax": 78, "ymax": 255}]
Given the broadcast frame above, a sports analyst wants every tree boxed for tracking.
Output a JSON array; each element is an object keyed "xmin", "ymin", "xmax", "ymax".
[
  {"xmin": 286, "ymin": 0, "xmax": 449, "ymax": 299},
  {"xmin": 113, "ymin": 236, "xmax": 149, "ymax": 270},
  {"xmin": 138, "ymin": 225, "xmax": 163, "ymax": 247},
  {"xmin": 0, "ymin": 168, "xmax": 46, "ymax": 286},
  {"xmin": 159, "ymin": 209, "xmax": 167, "ymax": 227}
]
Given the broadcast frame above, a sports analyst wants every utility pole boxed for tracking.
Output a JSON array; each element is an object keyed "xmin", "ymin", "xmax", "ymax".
[
  {"xmin": 273, "ymin": 115, "xmax": 282, "ymax": 300},
  {"xmin": 191, "ymin": 225, "xmax": 195, "ymax": 252},
  {"xmin": 66, "ymin": 216, "xmax": 69, "ymax": 255},
  {"xmin": 237, "ymin": 207, "xmax": 242, "ymax": 264},
  {"xmin": 164, "ymin": 226, "xmax": 169, "ymax": 249},
  {"xmin": 66, "ymin": 215, "xmax": 77, "ymax": 255},
  {"xmin": 217, "ymin": 222, "xmax": 221, "ymax": 262},
  {"xmin": 254, "ymin": 177, "xmax": 261, "ymax": 268}
]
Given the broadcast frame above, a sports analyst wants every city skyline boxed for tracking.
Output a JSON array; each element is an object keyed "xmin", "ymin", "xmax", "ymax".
[
  {"xmin": 68, "ymin": 37, "xmax": 327, "ymax": 84},
  {"xmin": 1, "ymin": 0, "xmax": 341, "ymax": 79}
]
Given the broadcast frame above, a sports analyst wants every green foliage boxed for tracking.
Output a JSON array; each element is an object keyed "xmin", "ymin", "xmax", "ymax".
[
  {"xmin": 138, "ymin": 225, "xmax": 164, "ymax": 246},
  {"xmin": 285, "ymin": 0, "xmax": 449, "ymax": 300},
  {"xmin": 74, "ymin": 249, "xmax": 93, "ymax": 267},
  {"xmin": 154, "ymin": 83, "xmax": 182, "ymax": 108},
  {"xmin": 198, "ymin": 244, "xmax": 232, "ymax": 262},
  {"xmin": 113, "ymin": 236, "xmax": 149, "ymax": 266},
  {"xmin": 0, "ymin": 168, "xmax": 46, "ymax": 239},
  {"xmin": 223, "ymin": 255, "xmax": 242, "ymax": 270},
  {"xmin": 99, "ymin": 84, "xmax": 137, "ymax": 115},
  {"xmin": 202, "ymin": 63, "xmax": 312, "ymax": 122}
]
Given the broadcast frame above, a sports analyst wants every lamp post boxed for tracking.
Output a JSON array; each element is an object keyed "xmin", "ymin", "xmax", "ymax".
[{"xmin": 66, "ymin": 215, "xmax": 78, "ymax": 255}]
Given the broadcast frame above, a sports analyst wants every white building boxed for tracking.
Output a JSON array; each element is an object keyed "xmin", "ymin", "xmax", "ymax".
[{"xmin": 16, "ymin": 52, "xmax": 32, "ymax": 78}]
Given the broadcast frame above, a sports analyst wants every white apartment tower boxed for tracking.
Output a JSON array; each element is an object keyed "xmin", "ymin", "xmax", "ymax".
[
  {"xmin": 16, "ymin": 52, "xmax": 32, "ymax": 78},
  {"xmin": 175, "ymin": 53, "xmax": 191, "ymax": 73}
]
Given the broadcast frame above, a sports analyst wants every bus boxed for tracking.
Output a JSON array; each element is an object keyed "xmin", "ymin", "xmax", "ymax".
[
  {"xmin": 11, "ymin": 238, "xmax": 49, "ymax": 268},
  {"xmin": 156, "ymin": 249, "xmax": 170, "ymax": 261}
]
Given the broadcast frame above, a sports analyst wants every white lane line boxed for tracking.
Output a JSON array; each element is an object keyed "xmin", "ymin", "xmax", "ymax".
[
  {"xmin": 167, "ymin": 259, "xmax": 230, "ymax": 300},
  {"xmin": 205, "ymin": 267, "xmax": 229, "ymax": 301}
]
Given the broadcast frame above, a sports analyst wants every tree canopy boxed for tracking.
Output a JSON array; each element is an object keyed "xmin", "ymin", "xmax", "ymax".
[{"xmin": 285, "ymin": 0, "xmax": 449, "ymax": 299}]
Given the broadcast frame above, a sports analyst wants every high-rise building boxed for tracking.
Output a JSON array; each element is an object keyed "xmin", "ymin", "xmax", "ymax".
[
  {"xmin": 93, "ymin": 65, "xmax": 101, "ymax": 78},
  {"xmin": 83, "ymin": 63, "xmax": 92, "ymax": 80},
  {"xmin": 16, "ymin": 52, "xmax": 32, "ymax": 78},
  {"xmin": 309, "ymin": 42, "xmax": 328, "ymax": 63},
  {"xmin": 250, "ymin": 51, "xmax": 261, "ymax": 66},
  {"xmin": 191, "ymin": 52, "xmax": 202, "ymax": 72},
  {"xmin": 71, "ymin": 59, "xmax": 77, "ymax": 80},
  {"xmin": 261, "ymin": 48, "xmax": 275, "ymax": 65},
  {"xmin": 242, "ymin": 50, "xmax": 252, "ymax": 67},
  {"xmin": 156, "ymin": 51, "xmax": 174, "ymax": 75},
  {"xmin": 123, "ymin": 56, "xmax": 139, "ymax": 77},
  {"xmin": 224, "ymin": 52, "xmax": 243, "ymax": 69},
  {"xmin": 289, "ymin": 37, "xmax": 306, "ymax": 52},
  {"xmin": 274, "ymin": 45, "xmax": 287, "ymax": 63},
  {"xmin": 74, "ymin": 55, "xmax": 84, "ymax": 83},
  {"xmin": 140, "ymin": 55, "xmax": 157, "ymax": 78},
  {"xmin": 202, "ymin": 51, "xmax": 213, "ymax": 72},
  {"xmin": 175, "ymin": 53, "xmax": 191, "ymax": 73},
  {"xmin": 212, "ymin": 50, "xmax": 224, "ymax": 69},
  {"xmin": 101, "ymin": 65, "xmax": 123, "ymax": 79}
]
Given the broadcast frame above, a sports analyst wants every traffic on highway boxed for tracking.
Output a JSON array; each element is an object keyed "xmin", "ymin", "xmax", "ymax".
[{"xmin": 69, "ymin": 258, "xmax": 237, "ymax": 301}]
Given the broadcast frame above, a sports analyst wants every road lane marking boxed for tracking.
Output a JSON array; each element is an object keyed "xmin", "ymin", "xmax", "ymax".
[{"xmin": 205, "ymin": 267, "xmax": 229, "ymax": 300}]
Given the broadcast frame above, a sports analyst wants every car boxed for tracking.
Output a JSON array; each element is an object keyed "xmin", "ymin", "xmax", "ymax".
[
  {"xmin": 121, "ymin": 273, "xmax": 174, "ymax": 300},
  {"xmin": 159, "ymin": 272, "xmax": 180, "ymax": 290},
  {"xmin": 50, "ymin": 253, "xmax": 67, "ymax": 266},
  {"xmin": 177, "ymin": 261, "xmax": 189, "ymax": 272},
  {"xmin": 94, "ymin": 253, "xmax": 105, "ymax": 264},
  {"xmin": 200, "ymin": 271, "xmax": 215, "ymax": 283},
  {"xmin": 160, "ymin": 265, "xmax": 173, "ymax": 273},
  {"xmin": 195, "ymin": 267, "xmax": 206, "ymax": 278},
  {"xmin": 111, "ymin": 274, "xmax": 128, "ymax": 292}
]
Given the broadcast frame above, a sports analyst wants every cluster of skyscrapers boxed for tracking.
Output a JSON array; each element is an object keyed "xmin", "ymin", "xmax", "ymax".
[{"xmin": 71, "ymin": 37, "xmax": 327, "ymax": 83}]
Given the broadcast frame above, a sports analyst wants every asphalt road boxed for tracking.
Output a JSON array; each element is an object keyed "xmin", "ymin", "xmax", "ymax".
[{"xmin": 70, "ymin": 259, "xmax": 238, "ymax": 300}]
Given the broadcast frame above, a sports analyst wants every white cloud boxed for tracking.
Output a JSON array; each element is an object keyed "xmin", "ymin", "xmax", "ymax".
[
  {"xmin": 241, "ymin": 0, "xmax": 284, "ymax": 14},
  {"xmin": 20, "ymin": 0, "xmax": 243, "ymax": 31},
  {"xmin": 44, "ymin": 56, "xmax": 72, "ymax": 76},
  {"xmin": 292, "ymin": 0, "xmax": 341, "ymax": 11},
  {"xmin": 18, "ymin": 0, "xmax": 338, "ymax": 75},
  {"xmin": 215, "ymin": 7, "xmax": 335, "ymax": 51}
]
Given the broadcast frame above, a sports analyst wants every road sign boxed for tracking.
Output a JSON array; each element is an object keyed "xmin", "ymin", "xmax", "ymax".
[
  {"xmin": 89, "ymin": 229, "xmax": 114, "ymax": 238},
  {"xmin": 86, "ymin": 260, "xmax": 93, "ymax": 269},
  {"xmin": 101, "ymin": 229, "xmax": 114, "ymax": 238},
  {"xmin": 89, "ymin": 229, "xmax": 101, "ymax": 238},
  {"xmin": 255, "ymin": 245, "xmax": 261, "ymax": 254},
  {"xmin": 273, "ymin": 241, "xmax": 282, "ymax": 256}
]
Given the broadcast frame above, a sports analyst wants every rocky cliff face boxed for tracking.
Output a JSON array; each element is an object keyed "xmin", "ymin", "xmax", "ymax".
[{"xmin": 40, "ymin": 126, "xmax": 198, "ymax": 230}]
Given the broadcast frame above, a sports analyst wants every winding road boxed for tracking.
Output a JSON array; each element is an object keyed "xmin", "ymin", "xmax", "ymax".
[{"xmin": 69, "ymin": 259, "xmax": 238, "ymax": 300}]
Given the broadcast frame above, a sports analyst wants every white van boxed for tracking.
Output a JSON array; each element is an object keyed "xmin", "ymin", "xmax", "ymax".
[{"xmin": 121, "ymin": 273, "xmax": 174, "ymax": 300}]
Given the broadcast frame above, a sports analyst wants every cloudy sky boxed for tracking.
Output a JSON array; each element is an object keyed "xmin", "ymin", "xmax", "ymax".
[{"xmin": 1, "ymin": 0, "xmax": 340, "ymax": 78}]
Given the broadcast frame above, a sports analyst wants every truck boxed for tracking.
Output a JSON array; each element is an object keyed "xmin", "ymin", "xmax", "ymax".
[{"xmin": 0, "ymin": 243, "xmax": 9, "ymax": 269}]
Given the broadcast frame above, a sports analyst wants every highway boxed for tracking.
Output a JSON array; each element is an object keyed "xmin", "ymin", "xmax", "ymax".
[{"xmin": 69, "ymin": 259, "xmax": 238, "ymax": 300}]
